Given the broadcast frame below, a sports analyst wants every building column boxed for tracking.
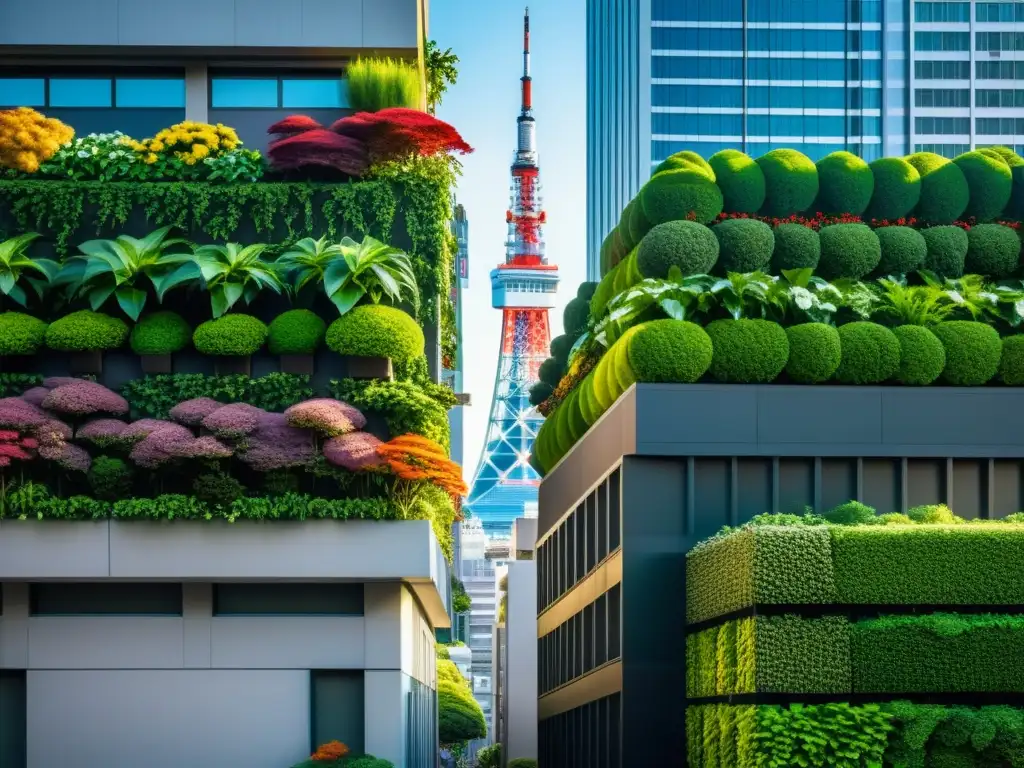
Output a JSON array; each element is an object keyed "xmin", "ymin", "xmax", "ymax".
[
  {"xmin": 0, "ymin": 583, "xmax": 28, "ymax": 669},
  {"xmin": 185, "ymin": 64, "xmax": 209, "ymax": 123},
  {"xmin": 182, "ymin": 583, "xmax": 212, "ymax": 668},
  {"xmin": 364, "ymin": 669, "xmax": 406, "ymax": 766}
]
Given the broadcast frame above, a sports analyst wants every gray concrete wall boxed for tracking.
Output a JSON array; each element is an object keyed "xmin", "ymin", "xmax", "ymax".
[
  {"xmin": 504, "ymin": 562, "xmax": 537, "ymax": 765},
  {"xmin": 0, "ymin": 0, "xmax": 421, "ymax": 51}
]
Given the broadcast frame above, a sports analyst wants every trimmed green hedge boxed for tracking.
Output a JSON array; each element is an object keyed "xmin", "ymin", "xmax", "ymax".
[
  {"xmin": 835, "ymin": 322, "xmax": 900, "ymax": 384},
  {"xmin": 130, "ymin": 311, "xmax": 191, "ymax": 356},
  {"xmin": 192, "ymin": 314, "xmax": 267, "ymax": 356},
  {"xmin": 892, "ymin": 324, "xmax": 945, "ymax": 386},
  {"xmin": 1001, "ymin": 334, "xmax": 1024, "ymax": 385},
  {"xmin": 864, "ymin": 157, "xmax": 921, "ymax": 221},
  {"xmin": 921, "ymin": 225, "xmax": 969, "ymax": 278},
  {"xmin": 965, "ymin": 223, "xmax": 1021, "ymax": 278},
  {"xmin": 709, "ymin": 149, "xmax": 765, "ymax": 213},
  {"xmin": 267, "ymin": 309, "xmax": 325, "ymax": 355},
  {"xmin": 325, "ymin": 305, "xmax": 425, "ymax": 361},
  {"xmin": 637, "ymin": 219, "xmax": 719, "ymax": 278},
  {"xmin": 705, "ymin": 319, "xmax": 789, "ymax": 383},
  {"xmin": 640, "ymin": 168, "xmax": 724, "ymax": 225},
  {"xmin": 627, "ymin": 319, "xmax": 713, "ymax": 384},
  {"xmin": 654, "ymin": 150, "xmax": 715, "ymax": 181},
  {"xmin": 0, "ymin": 312, "xmax": 47, "ymax": 355},
  {"xmin": 757, "ymin": 149, "xmax": 819, "ymax": 216},
  {"xmin": 932, "ymin": 320, "xmax": 1003, "ymax": 386},
  {"xmin": 45, "ymin": 310, "xmax": 128, "ymax": 352},
  {"xmin": 784, "ymin": 323, "xmax": 841, "ymax": 384},
  {"xmin": 875, "ymin": 225, "xmax": 927, "ymax": 275},
  {"xmin": 906, "ymin": 151, "xmax": 970, "ymax": 224},
  {"xmin": 770, "ymin": 223, "xmax": 820, "ymax": 272},
  {"xmin": 712, "ymin": 218, "xmax": 774, "ymax": 274},
  {"xmin": 954, "ymin": 150, "xmax": 1013, "ymax": 221},
  {"xmin": 815, "ymin": 151, "xmax": 874, "ymax": 216},
  {"xmin": 817, "ymin": 223, "xmax": 881, "ymax": 280}
]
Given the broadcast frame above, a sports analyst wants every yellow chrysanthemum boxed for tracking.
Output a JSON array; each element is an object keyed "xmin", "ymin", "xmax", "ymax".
[
  {"xmin": 145, "ymin": 153, "xmax": 158, "ymax": 164},
  {"xmin": 0, "ymin": 107, "xmax": 72, "ymax": 172},
  {"xmin": 191, "ymin": 143, "xmax": 210, "ymax": 159}
]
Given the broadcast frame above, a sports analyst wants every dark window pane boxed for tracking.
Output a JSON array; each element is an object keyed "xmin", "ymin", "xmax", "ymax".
[
  {"xmin": 116, "ymin": 78, "xmax": 186, "ymax": 108},
  {"xmin": 213, "ymin": 583, "xmax": 364, "ymax": 615},
  {"xmin": 608, "ymin": 585, "xmax": 621, "ymax": 660},
  {"xmin": 49, "ymin": 78, "xmax": 112, "ymax": 107},
  {"xmin": 0, "ymin": 672, "xmax": 25, "ymax": 768},
  {"xmin": 282, "ymin": 78, "xmax": 349, "ymax": 108},
  {"xmin": 0, "ymin": 78, "xmax": 45, "ymax": 107},
  {"xmin": 311, "ymin": 670, "xmax": 365, "ymax": 754},
  {"xmin": 211, "ymin": 78, "xmax": 278, "ymax": 108},
  {"xmin": 30, "ymin": 583, "xmax": 181, "ymax": 615}
]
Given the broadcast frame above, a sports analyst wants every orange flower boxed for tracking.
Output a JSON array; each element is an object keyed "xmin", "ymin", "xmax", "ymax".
[
  {"xmin": 311, "ymin": 741, "xmax": 349, "ymax": 761},
  {"xmin": 377, "ymin": 434, "xmax": 468, "ymax": 498}
]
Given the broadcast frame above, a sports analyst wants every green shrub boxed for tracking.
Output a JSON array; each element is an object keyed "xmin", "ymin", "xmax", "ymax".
[
  {"xmin": 623, "ymin": 197, "xmax": 650, "ymax": 247},
  {"xmin": 549, "ymin": 334, "xmax": 573, "ymax": 364},
  {"xmin": 507, "ymin": 760, "xmax": 538, "ymax": 768},
  {"xmin": 653, "ymin": 150, "xmax": 715, "ymax": 181},
  {"xmin": 712, "ymin": 218, "xmax": 774, "ymax": 274},
  {"xmin": 835, "ymin": 322, "xmax": 901, "ymax": 384},
  {"xmin": 563, "ymin": 296, "xmax": 590, "ymax": 337},
  {"xmin": 687, "ymin": 620, "xmax": 755, "ymax": 698},
  {"xmin": 709, "ymin": 149, "xmax": 766, "ymax": 213},
  {"xmin": 830, "ymin": 524, "xmax": 1024, "ymax": 604},
  {"xmin": 686, "ymin": 525, "xmax": 837, "ymax": 624},
  {"xmin": 45, "ymin": 310, "xmax": 128, "ymax": 352},
  {"xmin": 325, "ymin": 305, "xmax": 424, "ymax": 361},
  {"xmin": 771, "ymin": 223, "xmax": 820, "ymax": 272},
  {"xmin": 893, "ymin": 325, "xmax": 946, "ymax": 385},
  {"xmin": 921, "ymin": 225, "xmax": 969, "ymax": 278},
  {"xmin": 706, "ymin": 319, "xmax": 789, "ymax": 383},
  {"xmin": 0, "ymin": 312, "xmax": 47, "ymax": 355},
  {"xmin": 875, "ymin": 226, "xmax": 927, "ymax": 275},
  {"xmin": 192, "ymin": 314, "xmax": 267, "ymax": 356},
  {"xmin": 599, "ymin": 228, "xmax": 627, "ymax": 274},
  {"xmin": 438, "ymin": 679, "xmax": 486, "ymax": 744},
  {"xmin": 193, "ymin": 471, "xmax": 247, "ymax": 508},
  {"xmin": 87, "ymin": 456, "xmax": 134, "ymax": 501},
  {"xmin": 785, "ymin": 323, "xmax": 841, "ymax": 384},
  {"xmin": 815, "ymin": 151, "xmax": 874, "ymax": 215},
  {"xmin": 267, "ymin": 309, "xmax": 326, "ymax": 355},
  {"xmin": 987, "ymin": 145, "xmax": 1024, "ymax": 168},
  {"xmin": 752, "ymin": 704, "xmax": 893, "ymax": 768},
  {"xmin": 965, "ymin": 223, "xmax": 1021, "ymax": 278},
  {"xmin": 528, "ymin": 381, "xmax": 553, "ymax": 406},
  {"xmin": 864, "ymin": 157, "xmax": 922, "ymax": 220},
  {"xmin": 756, "ymin": 615, "xmax": 851, "ymax": 694},
  {"xmin": 346, "ymin": 57, "xmax": 420, "ymax": 111},
  {"xmin": 636, "ymin": 219, "xmax": 719, "ymax": 278},
  {"xmin": 906, "ymin": 152, "xmax": 969, "ymax": 223},
  {"xmin": 627, "ymin": 319, "xmax": 713, "ymax": 383},
  {"xmin": 1000, "ymin": 335, "xmax": 1024, "ymax": 385},
  {"xmin": 824, "ymin": 500, "xmax": 877, "ymax": 525},
  {"xmin": 817, "ymin": 223, "xmax": 881, "ymax": 280},
  {"xmin": 954, "ymin": 150, "xmax": 1013, "ymax": 221},
  {"xmin": 128, "ymin": 311, "xmax": 190, "ymax": 356},
  {"xmin": 757, "ymin": 148, "xmax": 819, "ymax": 216},
  {"xmin": 906, "ymin": 503, "xmax": 962, "ymax": 524},
  {"xmin": 885, "ymin": 701, "xmax": 1024, "ymax": 768},
  {"xmin": 932, "ymin": 321, "xmax": 1002, "ymax": 385},
  {"xmin": 576, "ymin": 280, "xmax": 599, "ymax": 302},
  {"xmin": 639, "ymin": 168, "xmax": 724, "ymax": 225},
  {"xmin": 538, "ymin": 357, "xmax": 564, "ymax": 387}
]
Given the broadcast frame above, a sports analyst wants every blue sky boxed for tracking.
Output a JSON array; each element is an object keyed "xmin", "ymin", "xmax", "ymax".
[{"xmin": 430, "ymin": 0, "xmax": 587, "ymax": 482}]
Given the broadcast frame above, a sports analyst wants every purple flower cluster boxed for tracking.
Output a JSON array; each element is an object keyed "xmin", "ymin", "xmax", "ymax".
[
  {"xmin": 76, "ymin": 418, "xmax": 130, "ymax": 446},
  {"xmin": 34, "ymin": 419, "xmax": 73, "ymax": 460},
  {"xmin": 169, "ymin": 397, "xmax": 223, "ymax": 427},
  {"xmin": 20, "ymin": 386, "xmax": 50, "ymax": 408},
  {"xmin": 129, "ymin": 423, "xmax": 232, "ymax": 468},
  {"xmin": 323, "ymin": 432, "xmax": 384, "ymax": 471},
  {"xmin": 0, "ymin": 397, "xmax": 49, "ymax": 430},
  {"xmin": 238, "ymin": 411, "xmax": 315, "ymax": 471},
  {"xmin": 202, "ymin": 403, "xmax": 264, "ymax": 438},
  {"xmin": 41, "ymin": 380, "xmax": 129, "ymax": 416},
  {"xmin": 284, "ymin": 398, "xmax": 366, "ymax": 437},
  {"xmin": 55, "ymin": 443, "xmax": 91, "ymax": 472}
]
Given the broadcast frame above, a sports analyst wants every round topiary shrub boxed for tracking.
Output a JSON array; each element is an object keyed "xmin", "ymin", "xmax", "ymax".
[
  {"xmin": 577, "ymin": 281, "xmax": 599, "ymax": 302},
  {"xmin": 639, "ymin": 168, "xmax": 724, "ymax": 225},
  {"xmin": 192, "ymin": 314, "xmax": 268, "ymax": 357},
  {"xmin": 931, "ymin": 321, "xmax": 1003, "ymax": 386},
  {"xmin": 565, "ymin": 389, "xmax": 589, "ymax": 442},
  {"xmin": 45, "ymin": 310, "xmax": 128, "ymax": 352},
  {"xmin": 965, "ymin": 223, "xmax": 1021, "ymax": 278},
  {"xmin": 835, "ymin": 322, "xmax": 901, "ymax": 384},
  {"xmin": 325, "ymin": 305, "xmax": 424, "ymax": 361},
  {"xmin": 711, "ymin": 218, "xmax": 774, "ymax": 274},
  {"xmin": 999, "ymin": 335, "xmax": 1024, "ymax": 386},
  {"xmin": 705, "ymin": 319, "xmax": 789, "ymax": 383},
  {"xmin": 709, "ymin": 149, "xmax": 766, "ymax": 213},
  {"xmin": 756, "ymin": 149, "xmax": 819, "ymax": 217},
  {"xmin": 771, "ymin": 223, "xmax": 820, "ymax": 272},
  {"xmin": 563, "ymin": 297, "xmax": 591, "ymax": 337},
  {"xmin": 0, "ymin": 312, "xmax": 47, "ymax": 355},
  {"xmin": 875, "ymin": 226, "xmax": 927, "ymax": 275},
  {"xmin": 954, "ymin": 151, "xmax": 1013, "ymax": 221},
  {"xmin": 130, "ymin": 311, "xmax": 191, "ymax": 355},
  {"xmin": 815, "ymin": 151, "xmax": 874, "ymax": 215},
  {"xmin": 538, "ymin": 357, "xmax": 564, "ymax": 388},
  {"xmin": 986, "ymin": 146, "xmax": 1024, "ymax": 168},
  {"xmin": 905, "ymin": 152, "xmax": 970, "ymax": 224},
  {"xmin": 528, "ymin": 381, "xmax": 554, "ymax": 406},
  {"xmin": 550, "ymin": 334, "xmax": 574, "ymax": 364},
  {"xmin": 784, "ymin": 323, "xmax": 841, "ymax": 384},
  {"xmin": 864, "ymin": 157, "xmax": 921, "ymax": 221},
  {"xmin": 625, "ymin": 197, "xmax": 651, "ymax": 247},
  {"xmin": 921, "ymin": 225, "xmax": 969, "ymax": 278},
  {"xmin": 653, "ymin": 150, "xmax": 715, "ymax": 181},
  {"xmin": 636, "ymin": 219, "xmax": 720, "ymax": 278},
  {"xmin": 892, "ymin": 325, "xmax": 945, "ymax": 385},
  {"xmin": 626, "ymin": 320, "xmax": 713, "ymax": 383},
  {"xmin": 817, "ymin": 223, "xmax": 881, "ymax": 279},
  {"xmin": 267, "ymin": 309, "xmax": 327, "ymax": 355}
]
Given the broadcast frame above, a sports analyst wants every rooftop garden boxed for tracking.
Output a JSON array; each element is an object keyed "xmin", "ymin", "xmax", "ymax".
[
  {"xmin": 531, "ymin": 146, "xmax": 1024, "ymax": 475},
  {"xmin": 686, "ymin": 502, "xmax": 1024, "ymax": 766}
]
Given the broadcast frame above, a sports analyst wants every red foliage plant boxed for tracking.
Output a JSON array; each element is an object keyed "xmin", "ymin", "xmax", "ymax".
[
  {"xmin": 267, "ymin": 128, "xmax": 369, "ymax": 177},
  {"xmin": 0, "ymin": 430, "xmax": 36, "ymax": 467},
  {"xmin": 311, "ymin": 741, "xmax": 350, "ymax": 762}
]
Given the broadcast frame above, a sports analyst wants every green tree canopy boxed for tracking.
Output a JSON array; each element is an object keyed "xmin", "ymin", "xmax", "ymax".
[{"xmin": 425, "ymin": 41, "xmax": 459, "ymax": 114}]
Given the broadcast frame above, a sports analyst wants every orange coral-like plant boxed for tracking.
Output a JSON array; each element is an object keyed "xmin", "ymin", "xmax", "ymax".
[
  {"xmin": 377, "ymin": 434, "xmax": 468, "ymax": 499},
  {"xmin": 0, "ymin": 108, "xmax": 74, "ymax": 173},
  {"xmin": 311, "ymin": 741, "xmax": 350, "ymax": 761}
]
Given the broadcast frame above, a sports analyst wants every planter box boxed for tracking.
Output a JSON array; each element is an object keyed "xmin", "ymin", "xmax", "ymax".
[
  {"xmin": 140, "ymin": 354, "xmax": 173, "ymax": 374},
  {"xmin": 69, "ymin": 350, "xmax": 103, "ymax": 375},
  {"xmin": 342, "ymin": 355, "xmax": 392, "ymax": 381},
  {"xmin": 214, "ymin": 356, "xmax": 250, "ymax": 376},
  {"xmin": 279, "ymin": 354, "xmax": 314, "ymax": 376}
]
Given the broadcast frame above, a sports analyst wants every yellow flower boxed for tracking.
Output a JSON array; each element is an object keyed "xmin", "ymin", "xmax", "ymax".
[
  {"xmin": 191, "ymin": 143, "xmax": 210, "ymax": 159},
  {"xmin": 145, "ymin": 153, "xmax": 158, "ymax": 164},
  {"xmin": 149, "ymin": 140, "xmax": 165, "ymax": 152}
]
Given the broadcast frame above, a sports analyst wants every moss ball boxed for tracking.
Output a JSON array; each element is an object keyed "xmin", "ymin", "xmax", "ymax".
[
  {"xmin": 578, "ymin": 373, "xmax": 601, "ymax": 425},
  {"xmin": 563, "ymin": 297, "xmax": 591, "ymax": 337},
  {"xmin": 591, "ymin": 350, "xmax": 621, "ymax": 410},
  {"xmin": 637, "ymin": 219, "xmax": 720, "ymax": 278},
  {"xmin": 864, "ymin": 157, "xmax": 922, "ymax": 221},
  {"xmin": 921, "ymin": 225, "xmax": 969, "ymax": 278},
  {"xmin": 705, "ymin": 319, "xmax": 789, "ymax": 383},
  {"xmin": 999, "ymin": 335, "xmax": 1024, "ymax": 386},
  {"xmin": 609, "ymin": 330, "xmax": 639, "ymax": 392},
  {"xmin": 623, "ymin": 320, "xmax": 712, "ymax": 384},
  {"xmin": 965, "ymin": 223, "xmax": 1021, "ymax": 278},
  {"xmin": 565, "ymin": 389, "xmax": 589, "ymax": 442},
  {"xmin": 905, "ymin": 152, "xmax": 970, "ymax": 224},
  {"xmin": 932, "ymin": 321, "xmax": 1003, "ymax": 386},
  {"xmin": 815, "ymin": 151, "xmax": 874, "ymax": 215},
  {"xmin": 986, "ymin": 146, "xmax": 1024, "ymax": 168},
  {"xmin": 654, "ymin": 150, "xmax": 715, "ymax": 181},
  {"xmin": 785, "ymin": 323, "xmax": 841, "ymax": 384},
  {"xmin": 709, "ymin": 149, "xmax": 766, "ymax": 213},
  {"xmin": 771, "ymin": 223, "xmax": 820, "ymax": 272},
  {"xmin": 756, "ymin": 149, "xmax": 819, "ymax": 217},
  {"xmin": 0, "ymin": 312, "xmax": 47, "ymax": 356},
  {"xmin": 531, "ymin": 418, "xmax": 555, "ymax": 474},
  {"xmin": 192, "ymin": 314, "xmax": 268, "ymax": 357},
  {"xmin": 835, "ymin": 322, "xmax": 901, "ymax": 384},
  {"xmin": 639, "ymin": 168, "xmax": 724, "ymax": 225},
  {"xmin": 711, "ymin": 218, "xmax": 774, "ymax": 274},
  {"xmin": 45, "ymin": 310, "xmax": 128, "ymax": 352},
  {"xmin": 325, "ymin": 305, "xmax": 424, "ymax": 361},
  {"xmin": 817, "ymin": 223, "xmax": 881, "ymax": 280},
  {"xmin": 625, "ymin": 197, "xmax": 651, "ymax": 246},
  {"xmin": 267, "ymin": 309, "xmax": 326, "ymax": 355},
  {"xmin": 130, "ymin": 311, "xmax": 192, "ymax": 355},
  {"xmin": 590, "ymin": 266, "xmax": 619, "ymax": 318},
  {"xmin": 607, "ymin": 228, "xmax": 628, "ymax": 272},
  {"xmin": 892, "ymin": 325, "xmax": 945, "ymax": 386},
  {"xmin": 875, "ymin": 226, "xmax": 927, "ymax": 275},
  {"xmin": 599, "ymin": 230, "xmax": 616, "ymax": 275},
  {"xmin": 553, "ymin": 399, "xmax": 575, "ymax": 457},
  {"xmin": 954, "ymin": 151, "xmax": 1013, "ymax": 221}
]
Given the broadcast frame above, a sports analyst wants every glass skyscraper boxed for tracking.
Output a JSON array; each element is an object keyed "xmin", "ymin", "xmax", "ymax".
[{"xmin": 587, "ymin": 0, "xmax": 1024, "ymax": 279}]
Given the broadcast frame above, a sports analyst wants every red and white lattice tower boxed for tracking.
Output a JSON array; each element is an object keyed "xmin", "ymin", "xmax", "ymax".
[{"xmin": 465, "ymin": 7, "xmax": 559, "ymax": 537}]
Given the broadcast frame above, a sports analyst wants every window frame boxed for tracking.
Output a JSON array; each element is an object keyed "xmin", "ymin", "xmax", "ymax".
[{"xmin": 208, "ymin": 71, "xmax": 349, "ymax": 110}]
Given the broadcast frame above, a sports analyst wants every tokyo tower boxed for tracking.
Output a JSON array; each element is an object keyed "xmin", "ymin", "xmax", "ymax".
[{"xmin": 464, "ymin": 6, "xmax": 559, "ymax": 537}]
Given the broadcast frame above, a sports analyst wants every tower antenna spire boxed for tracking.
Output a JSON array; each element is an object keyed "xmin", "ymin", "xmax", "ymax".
[{"xmin": 521, "ymin": 6, "xmax": 532, "ymax": 116}]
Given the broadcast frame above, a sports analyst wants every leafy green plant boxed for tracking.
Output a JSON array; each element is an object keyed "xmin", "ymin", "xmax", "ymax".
[
  {"xmin": 323, "ymin": 235, "xmax": 419, "ymax": 316},
  {"xmin": 121, "ymin": 372, "xmax": 313, "ymax": 419},
  {"xmin": 885, "ymin": 701, "xmax": 1024, "ymax": 768},
  {"xmin": 87, "ymin": 456, "xmax": 134, "ymax": 501},
  {"xmin": 869, "ymin": 276, "xmax": 953, "ymax": 326},
  {"xmin": 708, "ymin": 271, "xmax": 787, "ymax": 320},
  {"xmin": 347, "ymin": 57, "xmax": 421, "ymax": 112},
  {"xmin": 192, "ymin": 242, "xmax": 283, "ymax": 318},
  {"xmin": 778, "ymin": 268, "xmax": 840, "ymax": 324},
  {"xmin": 331, "ymin": 378, "xmax": 454, "ymax": 450},
  {"xmin": 425, "ymin": 40, "xmax": 460, "ymax": 114},
  {"xmin": 753, "ymin": 703, "xmax": 893, "ymax": 767},
  {"xmin": 56, "ymin": 226, "xmax": 197, "ymax": 320},
  {"xmin": 272, "ymin": 236, "xmax": 343, "ymax": 295},
  {"xmin": 0, "ymin": 232, "xmax": 58, "ymax": 307}
]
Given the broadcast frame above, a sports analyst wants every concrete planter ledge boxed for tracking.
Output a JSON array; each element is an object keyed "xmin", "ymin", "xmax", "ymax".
[{"xmin": 0, "ymin": 518, "xmax": 450, "ymax": 626}]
